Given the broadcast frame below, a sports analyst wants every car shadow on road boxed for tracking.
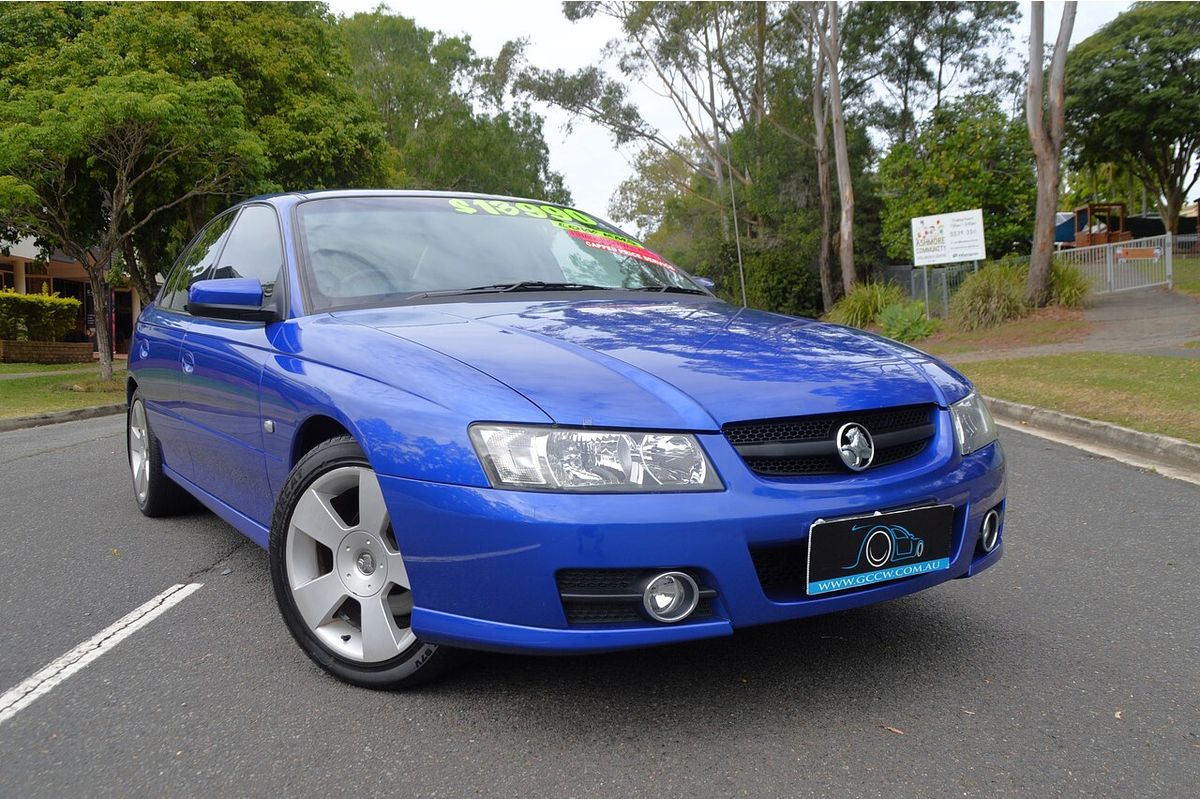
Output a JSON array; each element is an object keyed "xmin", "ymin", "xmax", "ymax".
[{"xmin": 417, "ymin": 591, "xmax": 1005, "ymax": 735}]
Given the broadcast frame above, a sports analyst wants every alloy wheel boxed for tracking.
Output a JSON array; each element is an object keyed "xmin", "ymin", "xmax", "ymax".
[
  {"xmin": 128, "ymin": 399, "xmax": 150, "ymax": 503},
  {"xmin": 284, "ymin": 465, "xmax": 417, "ymax": 663}
]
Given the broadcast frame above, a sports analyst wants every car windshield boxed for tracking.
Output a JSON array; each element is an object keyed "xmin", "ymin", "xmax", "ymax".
[{"xmin": 295, "ymin": 195, "xmax": 704, "ymax": 311}]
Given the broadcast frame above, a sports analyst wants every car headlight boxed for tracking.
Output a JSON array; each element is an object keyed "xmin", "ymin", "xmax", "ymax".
[
  {"xmin": 469, "ymin": 425, "xmax": 723, "ymax": 492},
  {"xmin": 950, "ymin": 392, "xmax": 997, "ymax": 456}
]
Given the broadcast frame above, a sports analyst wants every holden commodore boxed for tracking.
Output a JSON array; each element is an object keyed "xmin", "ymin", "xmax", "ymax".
[{"xmin": 127, "ymin": 190, "xmax": 1005, "ymax": 688}]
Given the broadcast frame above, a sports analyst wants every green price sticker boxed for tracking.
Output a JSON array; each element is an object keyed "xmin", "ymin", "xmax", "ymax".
[{"xmin": 447, "ymin": 198, "xmax": 596, "ymax": 225}]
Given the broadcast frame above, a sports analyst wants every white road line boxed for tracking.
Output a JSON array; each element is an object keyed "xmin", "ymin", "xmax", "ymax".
[{"xmin": 0, "ymin": 582, "xmax": 203, "ymax": 726}]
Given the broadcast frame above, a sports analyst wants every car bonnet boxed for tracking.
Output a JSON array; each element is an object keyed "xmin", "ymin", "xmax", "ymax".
[{"xmin": 333, "ymin": 297, "xmax": 954, "ymax": 430}]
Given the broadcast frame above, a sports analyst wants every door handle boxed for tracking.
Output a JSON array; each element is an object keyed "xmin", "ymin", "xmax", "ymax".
[{"xmin": 181, "ymin": 350, "xmax": 195, "ymax": 375}]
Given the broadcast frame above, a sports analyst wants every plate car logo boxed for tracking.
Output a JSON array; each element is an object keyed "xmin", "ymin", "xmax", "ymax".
[
  {"xmin": 836, "ymin": 422, "xmax": 875, "ymax": 471},
  {"xmin": 843, "ymin": 523, "xmax": 926, "ymax": 570}
]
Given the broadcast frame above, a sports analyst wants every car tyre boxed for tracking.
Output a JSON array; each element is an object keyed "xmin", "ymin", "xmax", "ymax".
[
  {"xmin": 268, "ymin": 435, "xmax": 460, "ymax": 689},
  {"xmin": 128, "ymin": 389, "xmax": 197, "ymax": 517}
]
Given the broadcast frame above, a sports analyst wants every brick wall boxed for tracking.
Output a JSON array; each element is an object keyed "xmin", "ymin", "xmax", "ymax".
[{"xmin": 0, "ymin": 340, "xmax": 94, "ymax": 364}]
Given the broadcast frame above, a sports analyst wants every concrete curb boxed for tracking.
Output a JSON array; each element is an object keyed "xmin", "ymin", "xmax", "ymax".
[
  {"xmin": 985, "ymin": 395, "xmax": 1200, "ymax": 472},
  {"xmin": 0, "ymin": 404, "xmax": 125, "ymax": 433}
]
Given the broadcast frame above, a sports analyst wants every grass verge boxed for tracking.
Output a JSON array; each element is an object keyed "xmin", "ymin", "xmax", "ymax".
[
  {"xmin": 919, "ymin": 307, "xmax": 1091, "ymax": 356},
  {"xmin": 0, "ymin": 361, "xmax": 98, "ymax": 375},
  {"xmin": 0, "ymin": 370, "xmax": 126, "ymax": 419},
  {"xmin": 959, "ymin": 353, "xmax": 1200, "ymax": 443},
  {"xmin": 1173, "ymin": 255, "xmax": 1200, "ymax": 297}
]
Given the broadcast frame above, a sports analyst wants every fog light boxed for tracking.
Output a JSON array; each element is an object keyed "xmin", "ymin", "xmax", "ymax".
[
  {"xmin": 980, "ymin": 509, "xmax": 1001, "ymax": 553},
  {"xmin": 642, "ymin": 572, "xmax": 700, "ymax": 623}
]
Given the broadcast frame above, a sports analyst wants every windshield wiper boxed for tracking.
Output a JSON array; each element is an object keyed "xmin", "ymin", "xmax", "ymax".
[
  {"xmin": 629, "ymin": 285, "xmax": 708, "ymax": 295},
  {"xmin": 415, "ymin": 281, "xmax": 612, "ymax": 298}
]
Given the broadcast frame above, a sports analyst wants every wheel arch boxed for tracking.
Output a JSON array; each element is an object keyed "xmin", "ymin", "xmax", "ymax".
[{"xmin": 290, "ymin": 413, "xmax": 355, "ymax": 468}]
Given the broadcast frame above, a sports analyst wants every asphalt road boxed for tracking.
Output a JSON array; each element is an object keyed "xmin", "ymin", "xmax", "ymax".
[{"xmin": 0, "ymin": 416, "xmax": 1197, "ymax": 797}]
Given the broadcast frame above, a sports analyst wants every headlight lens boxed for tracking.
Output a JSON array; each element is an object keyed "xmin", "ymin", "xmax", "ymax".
[
  {"xmin": 950, "ymin": 392, "xmax": 997, "ymax": 456},
  {"xmin": 469, "ymin": 425, "xmax": 723, "ymax": 492}
]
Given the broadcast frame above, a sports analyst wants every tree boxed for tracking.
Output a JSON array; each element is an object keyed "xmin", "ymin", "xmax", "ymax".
[
  {"xmin": 97, "ymin": 2, "xmax": 390, "ymax": 295},
  {"xmin": 843, "ymin": 2, "xmax": 1020, "ymax": 146},
  {"xmin": 1064, "ymin": 2, "xmax": 1200, "ymax": 234},
  {"xmin": 0, "ymin": 2, "xmax": 395, "ymax": 379},
  {"xmin": 1025, "ymin": 0, "xmax": 1075, "ymax": 306},
  {"xmin": 339, "ymin": 9, "xmax": 569, "ymax": 202},
  {"xmin": 0, "ymin": 72, "xmax": 263, "ymax": 379},
  {"xmin": 1063, "ymin": 162, "xmax": 1153, "ymax": 216},
  {"xmin": 517, "ymin": 3, "xmax": 776, "ymax": 231},
  {"xmin": 878, "ymin": 95, "xmax": 1036, "ymax": 260},
  {"xmin": 816, "ymin": 0, "xmax": 856, "ymax": 293}
]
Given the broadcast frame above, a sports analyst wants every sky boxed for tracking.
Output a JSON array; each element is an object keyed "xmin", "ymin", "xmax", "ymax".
[{"xmin": 326, "ymin": 0, "xmax": 1131, "ymax": 217}]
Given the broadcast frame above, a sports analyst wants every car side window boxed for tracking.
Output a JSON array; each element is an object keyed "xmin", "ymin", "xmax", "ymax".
[
  {"xmin": 213, "ymin": 205, "xmax": 285, "ymax": 304},
  {"xmin": 161, "ymin": 212, "xmax": 236, "ymax": 312}
]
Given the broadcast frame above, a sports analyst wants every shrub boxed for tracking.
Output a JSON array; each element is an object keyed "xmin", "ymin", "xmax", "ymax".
[
  {"xmin": 1049, "ymin": 259, "xmax": 1090, "ymax": 308},
  {"xmin": 825, "ymin": 281, "xmax": 906, "ymax": 328},
  {"xmin": 948, "ymin": 261, "xmax": 1028, "ymax": 331},
  {"xmin": 0, "ymin": 289, "xmax": 82, "ymax": 341},
  {"xmin": 879, "ymin": 301, "xmax": 940, "ymax": 342},
  {"xmin": 743, "ymin": 245, "xmax": 823, "ymax": 319}
]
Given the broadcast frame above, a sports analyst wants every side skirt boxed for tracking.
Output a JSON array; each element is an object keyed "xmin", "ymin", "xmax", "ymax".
[{"xmin": 163, "ymin": 464, "xmax": 270, "ymax": 548}]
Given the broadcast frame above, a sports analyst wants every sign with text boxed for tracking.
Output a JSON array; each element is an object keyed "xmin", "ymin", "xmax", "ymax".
[{"xmin": 910, "ymin": 209, "xmax": 987, "ymax": 266}]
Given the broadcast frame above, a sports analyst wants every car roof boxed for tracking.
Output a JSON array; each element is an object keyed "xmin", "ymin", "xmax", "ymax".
[{"xmin": 247, "ymin": 188, "xmax": 566, "ymax": 208}]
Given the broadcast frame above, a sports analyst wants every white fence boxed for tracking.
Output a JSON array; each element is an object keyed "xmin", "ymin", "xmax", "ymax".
[{"xmin": 1055, "ymin": 233, "xmax": 1177, "ymax": 294}]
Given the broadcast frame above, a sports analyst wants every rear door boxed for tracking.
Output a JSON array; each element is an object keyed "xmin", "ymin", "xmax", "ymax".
[
  {"xmin": 177, "ymin": 204, "xmax": 286, "ymax": 526},
  {"xmin": 131, "ymin": 211, "xmax": 236, "ymax": 478}
]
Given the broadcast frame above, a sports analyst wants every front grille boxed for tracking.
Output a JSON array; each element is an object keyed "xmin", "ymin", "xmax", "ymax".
[
  {"xmin": 563, "ymin": 598, "xmax": 716, "ymax": 625},
  {"xmin": 724, "ymin": 404, "xmax": 936, "ymax": 477},
  {"xmin": 556, "ymin": 569, "xmax": 717, "ymax": 626},
  {"xmin": 750, "ymin": 542, "xmax": 809, "ymax": 599}
]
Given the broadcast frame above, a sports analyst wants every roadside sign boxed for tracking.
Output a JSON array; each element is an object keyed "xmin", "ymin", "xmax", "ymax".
[{"xmin": 911, "ymin": 209, "xmax": 987, "ymax": 266}]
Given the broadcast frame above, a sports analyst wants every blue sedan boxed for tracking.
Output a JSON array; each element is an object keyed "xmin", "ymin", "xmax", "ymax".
[{"xmin": 127, "ymin": 190, "xmax": 1005, "ymax": 688}]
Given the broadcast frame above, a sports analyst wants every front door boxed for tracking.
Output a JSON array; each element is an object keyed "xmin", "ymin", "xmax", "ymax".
[{"xmin": 176, "ymin": 204, "xmax": 287, "ymax": 527}]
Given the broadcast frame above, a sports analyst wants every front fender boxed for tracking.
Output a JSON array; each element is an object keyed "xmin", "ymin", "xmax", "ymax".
[{"xmin": 259, "ymin": 316, "xmax": 551, "ymax": 494}]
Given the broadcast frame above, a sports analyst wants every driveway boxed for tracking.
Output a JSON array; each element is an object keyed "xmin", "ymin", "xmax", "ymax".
[{"xmin": 950, "ymin": 287, "xmax": 1200, "ymax": 363}]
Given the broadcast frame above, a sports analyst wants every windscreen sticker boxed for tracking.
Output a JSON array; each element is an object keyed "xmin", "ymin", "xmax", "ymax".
[
  {"xmin": 565, "ymin": 228, "xmax": 677, "ymax": 271},
  {"xmin": 447, "ymin": 197, "xmax": 597, "ymax": 225},
  {"xmin": 444, "ymin": 196, "xmax": 673, "ymax": 270}
]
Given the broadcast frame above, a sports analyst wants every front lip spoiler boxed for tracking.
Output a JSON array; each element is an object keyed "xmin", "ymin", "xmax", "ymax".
[{"xmin": 410, "ymin": 607, "xmax": 733, "ymax": 656}]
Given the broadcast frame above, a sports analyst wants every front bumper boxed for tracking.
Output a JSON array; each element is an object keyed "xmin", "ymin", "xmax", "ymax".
[{"xmin": 382, "ymin": 423, "xmax": 1006, "ymax": 655}]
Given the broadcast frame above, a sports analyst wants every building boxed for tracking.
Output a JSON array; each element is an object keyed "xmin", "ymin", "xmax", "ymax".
[{"xmin": 0, "ymin": 237, "xmax": 139, "ymax": 353}]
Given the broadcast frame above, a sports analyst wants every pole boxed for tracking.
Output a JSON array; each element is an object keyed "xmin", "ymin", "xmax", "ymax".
[
  {"xmin": 1105, "ymin": 243, "xmax": 1114, "ymax": 293},
  {"xmin": 923, "ymin": 265, "xmax": 931, "ymax": 318}
]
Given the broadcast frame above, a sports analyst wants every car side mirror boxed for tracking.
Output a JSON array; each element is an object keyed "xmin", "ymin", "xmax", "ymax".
[
  {"xmin": 694, "ymin": 276, "xmax": 716, "ymax": 291},
  {"xmin": 187, "ymin": 278, "xmax": 279, "ymax": 322}
]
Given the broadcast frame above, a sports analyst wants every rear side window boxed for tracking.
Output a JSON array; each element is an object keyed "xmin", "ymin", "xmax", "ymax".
[
  {"xmin": 214, "ymin": 205, "xmax": 285, "ymax": 303},
  {"xmin": 161, "ymin": 212, "xmax": 235, "ymax": 312}
]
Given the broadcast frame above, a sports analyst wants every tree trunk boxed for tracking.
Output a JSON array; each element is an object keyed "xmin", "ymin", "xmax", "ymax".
[
  {"xmin": 1161, "ymin": 186, "xmax": 1184, "ymax": 234},
  {"xmin": 822, "ymin": 0, "xmax": 856, "ymax": 293},
  {"xmin": 122, "ymin": 237, "xmax": 156, "ymax": 307},
  {"xmin": 810, "ymin": 8, "xmax": 834, "ymax": 311},
  {"xmin": 1025, "ymin": 1, "xmax": 1076, "ymax": 307},
  {"xmin": 753, "ymin": 2, "xmax": 766, "ymax": 126},
  {"xmin": 88, "ymin": 270, "xmax": 114, "ymax": 381}
]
